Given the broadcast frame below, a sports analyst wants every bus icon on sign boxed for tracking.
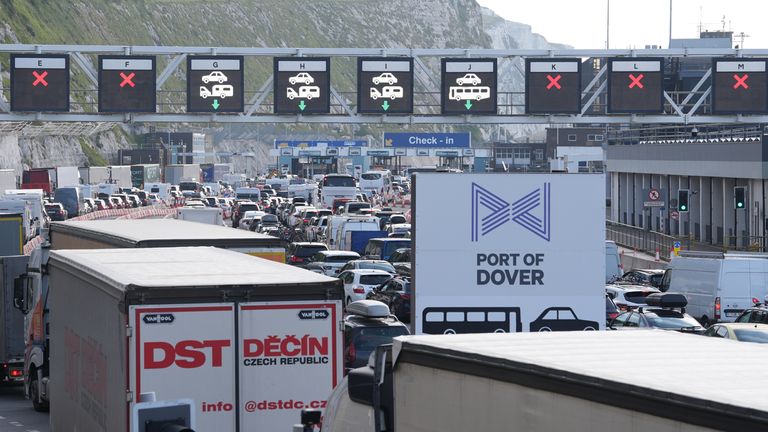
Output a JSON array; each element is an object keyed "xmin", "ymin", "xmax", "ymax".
[
  {"xmin": 422, "ymin": 307, "xmax": 522, "ymax": 334},
  {"xmin": 449, "ymin": 86, "xmax": 491, "ymax": 101}
]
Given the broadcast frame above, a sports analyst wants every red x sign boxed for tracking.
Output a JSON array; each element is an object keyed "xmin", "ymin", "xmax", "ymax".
[
  {"xmin": 546, "ymin": 74, "xmax": 562, "ymax": 90},
  {"xmin": 32, "ymin": 71, "xmax": 48, "ymax": 87},
  {"xmin": 119, "ymin": 72, "xmax": 136, "ymax": 88},
  {"xmin": 628, "ymin": 74, "xmax": 644, "ymax": 89},
  {"xmin": 733, "ymin": 74, "xmax": 749, "ymax": 89}
]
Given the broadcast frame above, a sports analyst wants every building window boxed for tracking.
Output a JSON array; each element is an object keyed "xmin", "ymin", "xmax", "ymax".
[
  {"xmin": 533, "ymin": 149, "xmax": 544, "ymax": 160},
  {"xmin": 495, "ymin": 148, "xmax": 513, "ymax": 159},
  {"xmin": 595, "ymin": 134, "xmax": 604, "ymax": 141},
  {"xmin": 587, "ymin": 134, "xmax": 596, "ymax": 141},
  {"xmin": 513, "ymin": 148, "xmax": 530, "ymax": 159},
  {"xmin": 568, "ymin": 134, "xmax": 577, "ymax": 142}
]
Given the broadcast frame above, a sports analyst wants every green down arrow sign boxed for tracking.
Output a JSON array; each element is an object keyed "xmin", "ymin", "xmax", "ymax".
[
  {"xmin": 382, "ymin": 100, "xmax": 390, "ymax": 111},
  {"xmin": 464, "ymin": 100, "xmax": 472, "ymax": 110},
  {"xmin": 298, "ymin": 100, "xmax": 307, "ymax": 111},
  {"xmin": 212, "ymin": 99, "xmax": 220, "ymax": 110}
]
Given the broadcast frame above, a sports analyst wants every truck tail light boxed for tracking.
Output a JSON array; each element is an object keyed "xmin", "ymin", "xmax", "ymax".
[
  {"xmin": 10, "ymin": 369, "xmax": 22, "ymax": 377},
  {"xmin": 353, "ymin": 287, "xmax": 365, "ymax": 294},
  {"xmin": 714, "ymin": 297, "xmax": 721, "ymax": 321}
]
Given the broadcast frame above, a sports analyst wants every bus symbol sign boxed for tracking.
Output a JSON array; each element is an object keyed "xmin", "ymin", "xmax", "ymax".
[{"xmin": 441, "ymin": 58, "xmax": 497, "ymax": 115}]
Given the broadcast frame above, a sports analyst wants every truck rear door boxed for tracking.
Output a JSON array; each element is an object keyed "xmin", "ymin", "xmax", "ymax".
[
  {"xmin": 130, "ymin": 304, "xmax": 237, "ymax": 431},
  {"xmin": 238, "ymin": 301, "xmax": 342, "ymax": 431},
  {"xmin": 721, "ymin": 261, "xmax": 751, "ymax": 321}
]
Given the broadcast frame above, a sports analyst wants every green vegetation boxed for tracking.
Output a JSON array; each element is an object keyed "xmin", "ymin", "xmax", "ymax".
[{"xmin": 79, "ymin": 137, "xmax": 108, "ymax": 166}]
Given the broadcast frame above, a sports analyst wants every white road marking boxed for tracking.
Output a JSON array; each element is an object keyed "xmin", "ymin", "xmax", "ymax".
[{"xmin": 9, "ymin": 421, "xmax": 23, "ymax": 426}]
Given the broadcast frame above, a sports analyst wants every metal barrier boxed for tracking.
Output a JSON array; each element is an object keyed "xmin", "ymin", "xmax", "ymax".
[
  {"xmin": 724, "ymin": 236, "xmax": 768, "ymax": 253},
  {"xmin": 606, "ymin": 221, "xmax": 677, "ymax": 261}
]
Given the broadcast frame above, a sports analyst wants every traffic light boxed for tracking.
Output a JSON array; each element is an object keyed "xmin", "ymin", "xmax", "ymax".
[
  {"xmin": 735, "ymin": 186, "xmax": 746, "ymax": 209},
  {"xmin": 678, "ymin": 189, "xmax": 689, "ymax": 212}
]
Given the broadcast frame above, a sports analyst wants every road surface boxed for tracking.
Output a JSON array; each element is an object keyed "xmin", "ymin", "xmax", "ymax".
[{"xmin": 0, "ymin": 386, "xmax": 47, "ymax": 432}]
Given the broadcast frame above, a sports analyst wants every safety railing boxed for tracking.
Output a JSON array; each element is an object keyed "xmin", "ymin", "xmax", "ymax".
[{"xmin": 606, "ymin": 221, "xmax": 677, "ymax": 261}]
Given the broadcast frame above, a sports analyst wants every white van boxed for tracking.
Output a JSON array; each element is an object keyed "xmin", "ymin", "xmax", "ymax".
[
  {"xmin": 605, "ymin": 240, "xmax": 622, "ymax": 283},
  {"xmin": 0, "ymin": 200, "xmax": 34, "ymax": 241},
  {"xmin": 3, "ymin": 189, "xmax": 46, "ymax": 234},
  {"xmin": 145, "ymin": 183, "xmax": 171, "ymax": 201},
  {"xmin": 661, "ymin": 251, "xmax": 768, "ymax": 325}
]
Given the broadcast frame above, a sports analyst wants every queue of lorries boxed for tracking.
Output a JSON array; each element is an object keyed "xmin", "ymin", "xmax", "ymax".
[{"xmin": 1, "ymin": 169, "xmax": 767, "ymax": 431}]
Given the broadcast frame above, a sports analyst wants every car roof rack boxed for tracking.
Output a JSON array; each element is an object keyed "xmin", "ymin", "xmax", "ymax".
[
  {"xmin": 644, "ymin": 293, "xmax": 687, "ymax": 309},
  {"xmin": 346, "ymin": 300, "xmax": 391, "ymax": 318}
]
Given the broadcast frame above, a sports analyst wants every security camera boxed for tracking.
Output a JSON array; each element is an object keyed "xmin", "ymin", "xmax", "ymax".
[{"xmin": 691, "ymin": 127, "xmax": 699, "ymax": 138}]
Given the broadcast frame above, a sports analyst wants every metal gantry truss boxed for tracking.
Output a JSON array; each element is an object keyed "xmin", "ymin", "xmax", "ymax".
[{"xmin": 2, "ymin": 44, "xmax": 768, "ymax": 129}]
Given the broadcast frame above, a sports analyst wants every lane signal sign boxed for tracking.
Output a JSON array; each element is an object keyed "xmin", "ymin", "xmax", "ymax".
[
  {"xmin": 11, "ymin": 54, "xmax": 70, "ymax": 112},
  {"xmin": 525, "ymin": 59, "xmax": 581, "ymax": 114},
  {"xmin": 712, "ymin": 59, "xmax": 767, "ymax": 114},
  {"xmin": 608, "ymin": 58, "xmax": 663, "ymax": 113}
]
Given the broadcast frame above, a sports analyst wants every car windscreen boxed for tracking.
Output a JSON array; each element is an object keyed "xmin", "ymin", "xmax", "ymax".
[
  {"xmin": 360, "ymin": 275, "xmax": 392, "ymax": 286},
  {"xmin": 304, "ymin": 211, "xmax": 318, "ymax": 219},
  {"xmin": 324, "ymin": 176, "xmax": 356, "ymax": 187},
  {"xmin": 361, "ymin": 173, "xmax": 382, "ymax": 180},
  {"xmin": 359, "ymin": 262, "xmax": 396, "ymax": 273},
  {"xmin": 649, "ymin": 274, "xmax": 663, "ymax": 286},
  {"xmin": 352, "ymin": 326, "xmax": 409, "ymax": 351},
  {"xmin": 389, "ymin": 215, "xmax": 406, "ymax": 224},
  {"xmin": 327, "ymin": 255, "xmax": 358, "ymax": 263},
  {"xmin": 347, "ymin": 203, "xmax": 371, "ymax": 212},
  {"xmin": 733, "ymin": 328, "xmax": 768, "ymax": 343},
  {"xmin": 239, "ymin": 204, "xmax": 259, "ymax": 212},
  {"xmin": 645, "ymin": 312, "xmax": 701, "ymax": 329},
  {"xmin": 624, "ymin": 291, "xmax": 654, "ymax": 304},
  {"xmin": 295, "ymin": 246, "xmax": 328, "ymax": 257},
  {"xmin": 383, "ymin": 241, "xmax": 411, "ymax": 257},
  {"xmin": 261, "ymin": 214, "xmax": 278, "ymax": 224}
]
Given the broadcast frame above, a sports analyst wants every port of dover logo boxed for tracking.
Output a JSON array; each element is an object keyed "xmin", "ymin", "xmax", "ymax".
[{"xmin": 470, "ymin": 182, "xmax": 551, "ymax": 242}]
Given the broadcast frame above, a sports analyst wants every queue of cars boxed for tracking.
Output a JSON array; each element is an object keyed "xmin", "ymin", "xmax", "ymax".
[{"xmin": 607, "ymin": 266, "xmax": 768, "ymax": 342}]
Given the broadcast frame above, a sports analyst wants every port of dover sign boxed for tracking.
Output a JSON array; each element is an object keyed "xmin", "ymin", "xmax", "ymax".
[{"xmin": 412, "ymin": 173, "xmax": 605, "ymax": 334}]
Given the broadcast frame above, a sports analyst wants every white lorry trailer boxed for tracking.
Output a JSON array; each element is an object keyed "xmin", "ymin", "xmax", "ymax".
[
  {"xmin": 317, "ymin": 331, "xmax": 768, "ymax": 431},
  {"xmin": 45, "ymin": 247, "xmax": 343, "ymax": 432}
]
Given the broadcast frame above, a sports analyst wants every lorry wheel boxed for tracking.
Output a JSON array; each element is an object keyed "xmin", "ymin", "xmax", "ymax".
[
  {"xmin": 29, "ymin": 375, "xmax": 49, "ymax": 412},
  {"xmin": 444, "ymin": 329, "xmax": 456, "ymax": 335}
]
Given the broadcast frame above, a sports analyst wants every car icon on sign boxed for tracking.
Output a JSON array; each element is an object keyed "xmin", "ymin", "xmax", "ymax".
[
  {"xmin": 529, "ymin": 307, "xmax": 599, "ymax": 332},
  {"xmin": 289, "ymin": 72, "xmax": 314, "ymax": 85},
  {"xmin": 456, "ymin": 73, "xmax": 481, "ymax": 86},
  {"xmin": 372, "ymin": 73, "xmax": 398, "ymax": 85},
  {"xmin": 202, "ymin": 71, "xmax": 228, "ymax": 84}
]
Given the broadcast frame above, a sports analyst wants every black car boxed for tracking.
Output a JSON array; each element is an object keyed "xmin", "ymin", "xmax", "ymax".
[
  {"xmin": 286, "ymin": 242, "xmax": 328, "ymax": 265},
  {"xmin": 620, "ymin": 269, "xmax": 665, "ymax": 287},
  {"xmin": 344, "ymin": 300, "xmax": 409, "ymax": 371},
  {"xmin": 388, "ymin": 248, "xmax": 410, "ymax": 264},
  {"xmin": 609, "ymin": 293, "xmax": 704, "ymax": 333},
  {"xmin": 529, "ymin": 307, "xmax": 599, "ymax": 332},
  {"xmin": 734, "ymin": 305, "xmax": 768, "ymax": 324},
  {"xmin": 45, "ymin": 203, "xmax": 68, "ymax": 221},
  {"xmin": 366, "ymin": 277, "xmax": 411, "ymax": 322}
]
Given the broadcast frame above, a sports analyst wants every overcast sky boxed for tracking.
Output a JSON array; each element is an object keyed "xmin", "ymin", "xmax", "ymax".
[{"xmin": 476, "ymin": 0, "xmax": 765, "ymax": 49}]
